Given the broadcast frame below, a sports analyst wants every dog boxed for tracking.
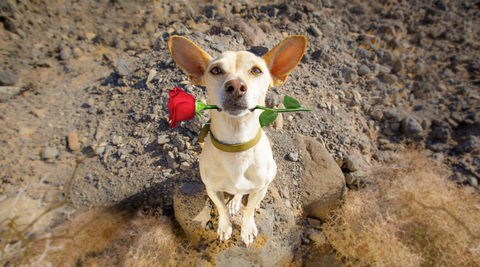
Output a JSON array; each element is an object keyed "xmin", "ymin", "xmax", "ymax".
[{"xmin": 168, "ymin": 35, "xmax": 307, "ymax": 246}]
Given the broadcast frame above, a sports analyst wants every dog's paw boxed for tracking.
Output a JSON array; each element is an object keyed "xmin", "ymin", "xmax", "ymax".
[
  {"xmin": 227, "ymin": 196, "xmax": 242, "ymax": 216},
  {"xmin": 241, "ymin": 218, "xmax": 257, "ymax": 247},
  {"xmin": 217, "ymin": 216, "xmax": 232, "ymax": 242}
]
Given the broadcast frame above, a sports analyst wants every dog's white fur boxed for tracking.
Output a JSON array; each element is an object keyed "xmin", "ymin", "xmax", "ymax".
[{"xmin": 168, "ymin": 35, "xmax": 306, "ymax": 246}]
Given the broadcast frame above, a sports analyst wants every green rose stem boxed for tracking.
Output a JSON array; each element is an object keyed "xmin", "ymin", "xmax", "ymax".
[
  {"xmin": 253, "ymin": 105, "xmax": 313, "ymax": 112},
  {"xmin": 195, "ymin": 95, "xmax": 313, "ymax": 127}
]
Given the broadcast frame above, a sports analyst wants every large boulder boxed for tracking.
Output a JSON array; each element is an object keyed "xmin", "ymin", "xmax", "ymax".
[
  {"xmin": 173, "ymin": 183, "xmax": 300, "ymax": 267},
  {"xmin": 292, "ymin": 134, "xmax": 345, "ymax": 220}
]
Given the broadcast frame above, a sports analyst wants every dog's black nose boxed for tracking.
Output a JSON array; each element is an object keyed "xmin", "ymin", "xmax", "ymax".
[{"xmin": 225, "ymin": 79, "xmax": 247, "ymax": 97}]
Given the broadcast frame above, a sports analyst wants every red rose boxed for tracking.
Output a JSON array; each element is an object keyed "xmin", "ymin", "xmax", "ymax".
[{"xmin": 168, "ymin": 87, "xmax": 196, "ymax": 128}]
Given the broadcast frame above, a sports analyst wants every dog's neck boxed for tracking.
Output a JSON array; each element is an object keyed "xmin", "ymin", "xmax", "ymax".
[{"xmin": 209, "ymin": 110, "xmax": 262, "ymax": 145}]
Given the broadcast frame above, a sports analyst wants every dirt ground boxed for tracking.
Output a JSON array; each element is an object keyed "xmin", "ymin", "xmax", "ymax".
[{"xmin": 1, "ymin": 0, "xmax": 480, "ymax": 265}]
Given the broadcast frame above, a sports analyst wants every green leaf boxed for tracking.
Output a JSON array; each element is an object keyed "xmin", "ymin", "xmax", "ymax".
[
  {"xmin": 196, "ymin": 112, "xmax": 203, "ymax": 121},
  {"xmin": 283, "ymin": 95, "xmax": 301, "ymax": 109},
  {"xmin": 259, "ymin": 110, "xmax": 278, "ymax": 127}
]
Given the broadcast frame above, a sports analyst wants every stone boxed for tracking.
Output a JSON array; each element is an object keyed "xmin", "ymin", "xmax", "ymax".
[
  {"xmin": 272, "ymin": 113, "xmax": 283, "ymax": 130},
  {"xmin": 31, "ymin": 109, "xmax": 46, "ymax": 119},
  {"xmin": 0, "ymin": 0, "xmax": 16, "ymax": 17},
  {"xmin": 340, "ymin": 68, "xmax": 357, "ymax": 83},
  {"xmin": 455, "ymin": 136, "xmax": 479, "ymax": 153},
  {"xmin": 210, "ymin": 42, "xmax": 229, "ymax": 53},
  {"xmin": 60, "ymin": 49, "xmax": 71, "ymax": 60},
  {"xmin": 249, "ymin": 46, "xmax": 269, "ymax": 57},
  {"xmin": 358, "ymin": 65, "xmax": 371, "ymax": 75},
  {"xmin": 383, "ymin": 74, "xmax": 398, "ymax": 84},
  {"xmin": 0, "ymin": 71, "xmax": 19, "ymax": 86},
  {"xmin": 372, "ymin": 109, "xmax": 383, "ymax": 121},
  {"xmin": 344, "ymin": 155, "xmax": 364, "ymax": 172},
  {"xmin": 41, "ymin": 146, "xmax": 59, "ymax": 159},
  {"xmin": 311, "ymin": 49, "xmax": 332, "ymax": 63},
  {"xmin": 221, "ymin": 19, "xmax": 267, "ymax": 46},
  {"xmin": 172, "ymin": 135, "xmax": 185, "ymax": 152},
  {"xmin": 166, "ymin": 152, "xmax": 178, "ymax": 169},
  {"xmin": 173, "ymin": 183, "xmax": 300, "ymax": 266},
  {"xmin": 467, "ymin": 177, "xmax": 478, "ymax": 187},
  {"xmin": 234, "ymin": 32, "xmax": 244, "ymax": 44},
  {"xmin": 307, "ymin": 230, "xmax": 326, "ymax": 244},
  {"xmin": 36, "ymin": 59, "xmax": 52, "ymax": 68},
  {"xmin": 432, "ymin": 124, "xmax": 451, "ymax": 142},
  {"xmin": 158, "ymin": 135, "xmax": 170, "ymax": 145},
  {"xmin": 392, "ymin": 61, "xmax": 404, "ymax": 73},
  {"xmin": 287, "ymin": 152, "xmax": 299, "ymax": 162},
  {"xmin": 0, "ymin": 87, "xmax": 20, "ymax": 97},
  {"xmin": 116, "ymin": 58, "xmax": 131, "ymax": 76},
  {"xmin": 345, "ymin": 170, "xmax": 365, "ymax": 185},
  {"xmin": 67, "ymin": 132, "xmax": 80, "ymax": 151},
  {"xmin": 443, "ymin": 68, "xmax": 455, "ymax": 78},
  {"xmin": 401, "ymin": 116, "xmax": 423, "ymax": 136},
  {"xmin": 293, "ymin": 134, "xmax": 345, "ymax": 220},
  {"xmin": 310, "ymin": 25, "xmax": 323, "ymax": 38}
]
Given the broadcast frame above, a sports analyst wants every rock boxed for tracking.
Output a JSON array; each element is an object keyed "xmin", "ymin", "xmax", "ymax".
[
  {"xmin": 401, "ymin": 116, "xmax": 423, "ymax": 136},
  {"xmin": 0, "ymin": 0, "xmax": 16, "ymax": 18},
  {"xmin": 31, "ymin": 109, "xmax": 46, "ymax": 119},
  {"xmin": 345, "ymin": 170, "xmax": 365, "ymax": 185},
  {"xmin": 443, "ymin": 68, "xmax": 455, "ymax": 78},
  {"xmin": 455, "ymin": 136, "xmax": 479, "ymax": 153},
  {"xmin": 234, "ymin": 32, "xmax": 244, "ymax": 44},
  {"xmin": 287, "ymin": 152, "xmax": 299, "ymax": 162},
  {"xmin": 158, "ymin": 135, "xmax": 170, "ymax": 145},
  {"xmin": 310, "ymin": 25, "xmax": 323, "ymax": 37},
  {"xmin": 41, "ymin": 146, "xmax": 59, "ymax": 159},
  {"xmin": 432, "ymin": 124, "xmax": 451, "ymax": 142},
  {"xmin": 311, "ymin": 49, "xmax": 332, "ymax": 63},
  {"xmin": 344, "ymin": 155, "xmax": 364, "ymax": 172},
  {"xmin": 60, "ymin": 49, "xmax": 71, "ymax": 60},
  {"xmin": 172, "ymin": 136, "xmax": 185, "ymax": 152},
  {"xmin": 116, "ymin": 58, "xmax": 131, "ymax": 76},
  {"xmin": 374, "ymin": 150, "xmax": 394, "ymax": 162},
  {"xmin": 272, "ymin": 113, "xmax": 283, "ymax": 130},
  {"xmin": 0, "ymin": 71, "xmax": 19, "ymax": 86},
  {"xmin": 372, "ymin": 109, "xmax": 383, "ymax": 121},
  {"xmin": 358, "ymin": 65, "xmax": 371, "ymax": 75},
  {"xmin": 67, "ymin": 132, "xmax": 80, "ymax": 151},
  {"xmin": 221, "ymin": 19, "xmax": 267, "ymax": 46},
  {"xmin": 265, "ymin": 93, "xmax": 279, "ymax": 108},
  {"xmin": 249, "ymin": 46, "xmax": 269, "ymax": 57},
  {"xmin": 392, "ymin": 61, "xmax": 404, "ymax": 73},
  {"xmin": 180, "ymin": 162, "xmax": 190, "ymax": 171},
  {"xmin": 0, "ymin": 87, "xmax": 21, "ymax": 98},
  {"xmin": 383, "ymin": 74, "xmax": 398, "ymax": 84},
  {"xmin": 112, "ymin": 135, "xmax": 122, "ymax": 145},
  {"xmin": 36, "ymin": 59, "xmax": 52, "ymax": 68},
  {"xmin": 307, "ymin": 230, "xmax": 326, "ymax": 244},
  {"xmin": 340, "ymin": 68, "xmax": 357, "ymax": 83},
  {"xmin": 389, "ymin": 37, "xmax": 403, "ymax": 49},
  {"xmin": 210, "ymin": 42, "xmax": 229, "ymax": 53},
  {"xmin": 173, "ymin": 183, "xmax": 300, "ymax": 266},
  {"xmin": 293, "ymin": 134, "xmax": 345, "ymax": 220},
  {"xmin": 467, "ymin": 177, "xmax": 478, "ymax": 187},
  {"xmin": 166, "ymin": 152, "xmax": 178, "ymax": 169}
]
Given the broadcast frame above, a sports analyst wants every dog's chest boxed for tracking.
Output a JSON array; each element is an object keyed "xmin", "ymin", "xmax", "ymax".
[{"xmin": 200, "ymin": 151, "xmax": 271, "ymax": 195}]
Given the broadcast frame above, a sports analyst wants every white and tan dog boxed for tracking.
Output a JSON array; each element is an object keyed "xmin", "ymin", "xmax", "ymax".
[{"xmin": 168, "ymin": 35, "xmax": 306, "ymax": 246}]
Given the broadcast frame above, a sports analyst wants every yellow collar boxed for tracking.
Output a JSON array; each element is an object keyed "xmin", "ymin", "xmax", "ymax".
[{"xmin": 197, "ymin": 123, "xmax": 262, "ymax": 152}]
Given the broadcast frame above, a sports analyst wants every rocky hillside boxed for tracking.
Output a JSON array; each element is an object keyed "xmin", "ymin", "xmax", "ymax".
[{"xmin": 0, "ymin": 0, "xmax": 479, "ymax": 265}]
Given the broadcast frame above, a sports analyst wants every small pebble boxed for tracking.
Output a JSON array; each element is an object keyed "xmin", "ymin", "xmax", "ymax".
[{"xmin": 288, "ymin": 152, "xmax": 299, "ymax": 162}]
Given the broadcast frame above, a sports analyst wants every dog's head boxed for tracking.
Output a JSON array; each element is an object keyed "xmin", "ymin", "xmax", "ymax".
[{"xmin": 168, "ymin": 35, "xmax": 307, "ymax": 118}]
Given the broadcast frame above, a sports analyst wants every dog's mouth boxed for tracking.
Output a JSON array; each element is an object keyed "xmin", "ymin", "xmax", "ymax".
[{"xmin": 218, "ymin": 99, "xmax": 255, "ymax": 116}]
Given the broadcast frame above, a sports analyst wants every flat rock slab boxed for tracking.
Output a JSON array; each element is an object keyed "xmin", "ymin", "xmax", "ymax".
[
  {"xmin": 293, "ymin": 134, "xmax": 345, "ymax": 220},
  {"xmin": 173, "ymin": 183, "xmax": 300, "ymax": 267}
]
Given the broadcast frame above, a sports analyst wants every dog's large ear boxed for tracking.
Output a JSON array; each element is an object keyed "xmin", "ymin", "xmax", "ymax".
[
  {"xmin": 262, "ymin": 35, "xmax": 307, "ymax": 86},
  {"xmin": 168, "ymin": 36, "xmax": 212, "ymax": 85}
]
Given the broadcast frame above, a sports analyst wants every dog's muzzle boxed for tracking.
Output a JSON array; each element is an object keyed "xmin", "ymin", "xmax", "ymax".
[{"xmin": 220, "ymin": 79, "xmax": 254, "ymax": 116}]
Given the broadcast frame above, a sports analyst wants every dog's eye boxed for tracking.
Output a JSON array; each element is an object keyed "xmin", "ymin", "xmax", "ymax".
[
  {"xmin": 251, "ymin": 67, "xmax": 262, "ymax": 75},
  {"xmin": 210, "ymin": 67, "xmax": 223, "ymax": 75}
]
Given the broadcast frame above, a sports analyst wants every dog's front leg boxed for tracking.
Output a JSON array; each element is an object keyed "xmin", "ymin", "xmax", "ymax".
[
  {"xmin": 205, "ymin": 187, "xmax": 232, "ymax": 241},
  {"xmin": 241, "ymin": 187, "xmax": 268, "ymax": 247}
]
